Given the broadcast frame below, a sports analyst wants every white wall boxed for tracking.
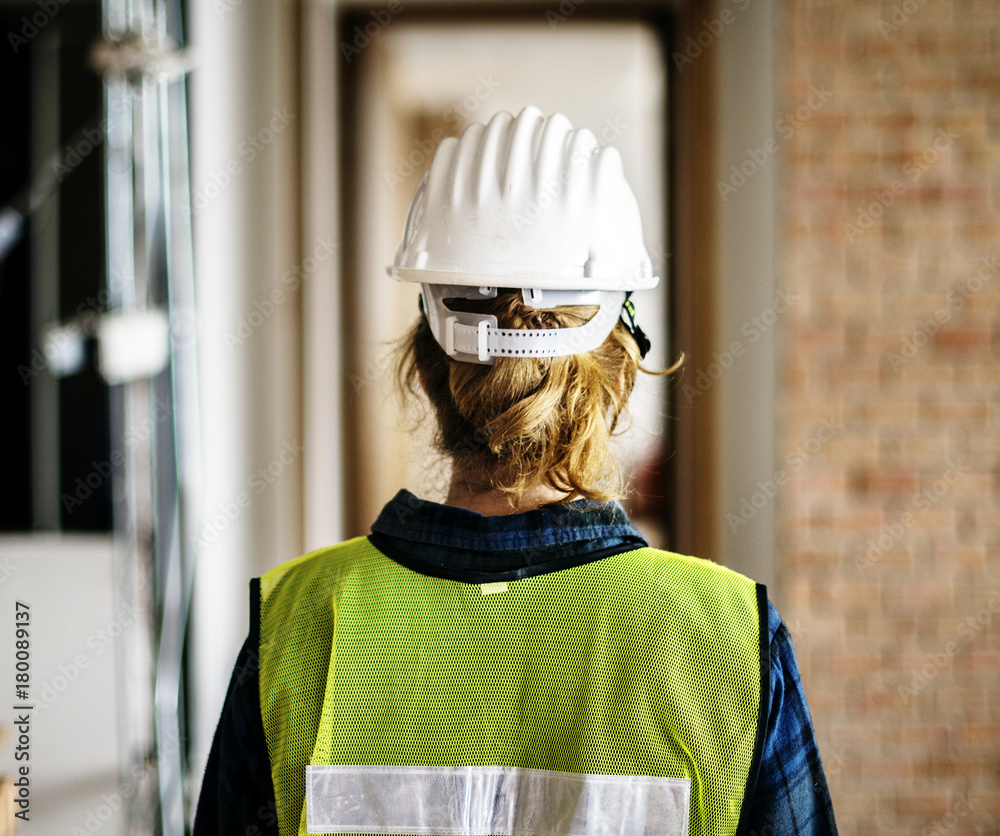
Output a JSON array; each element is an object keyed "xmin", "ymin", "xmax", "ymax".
[
  {"xmin": 715, "ymin": 0, "xmax": 778, "ymax": 591},
  {"xmin": 187, "ymin": 0, "xmax": 303, "ymax": 800}
]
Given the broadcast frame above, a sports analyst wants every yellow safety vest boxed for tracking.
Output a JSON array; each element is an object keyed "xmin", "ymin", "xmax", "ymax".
[{"xmin": 255, "ymin": 536, "xmax": 767, "ymax": 836}]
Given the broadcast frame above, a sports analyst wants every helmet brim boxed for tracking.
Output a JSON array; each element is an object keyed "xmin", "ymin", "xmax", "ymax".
[{"xmin": 386, "ymin": 265, "xmax": 659, "ymax": 292}]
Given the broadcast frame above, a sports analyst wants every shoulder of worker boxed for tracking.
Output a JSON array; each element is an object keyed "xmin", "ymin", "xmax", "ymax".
[
  {"xmin": 254, "ymin": 535, "xmax": 374, "ymax": 605},
  {"xmin": 631, "ymin": 545, "xmax": 763, "ymax": 589},
  {"xmin": 611, "ymin": 546, "xmax": 767, "ymax": 633}
]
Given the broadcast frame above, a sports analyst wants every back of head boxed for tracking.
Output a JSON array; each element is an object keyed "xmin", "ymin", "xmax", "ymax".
[
  {"xmin": 389, "ymin": 106, "xmax": 674, "ymax": 508},
  {"xmin": 398, "ymin": 292, "xmax": 646, "ymax": 507}
]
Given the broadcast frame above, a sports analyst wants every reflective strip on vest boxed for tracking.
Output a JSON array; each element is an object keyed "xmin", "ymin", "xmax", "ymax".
[{"xmin": 305, "ymin": 765, "xmax": 690, "ymax": 836}]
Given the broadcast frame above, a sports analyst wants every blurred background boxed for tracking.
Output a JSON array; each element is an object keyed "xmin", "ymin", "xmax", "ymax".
[{"xmin": 0, "ymin": 0, "xmax": 997, "ymax": 833}]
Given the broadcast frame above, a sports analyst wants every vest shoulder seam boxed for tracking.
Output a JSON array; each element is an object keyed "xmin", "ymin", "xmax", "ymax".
[{"xmin": 259, "ymin": 535, "xmax": 370, "ymax": 601}]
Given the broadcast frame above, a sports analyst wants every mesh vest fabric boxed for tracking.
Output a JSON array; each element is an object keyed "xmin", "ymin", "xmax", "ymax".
[{"xmin": 257, "ymin": 537, "xmax": 766, "ymax": 836}]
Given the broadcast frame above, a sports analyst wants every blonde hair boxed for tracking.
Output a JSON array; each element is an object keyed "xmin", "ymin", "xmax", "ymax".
[{"xmin": 396, "ymin": 291, "xmax": 680, "ymax": 508}]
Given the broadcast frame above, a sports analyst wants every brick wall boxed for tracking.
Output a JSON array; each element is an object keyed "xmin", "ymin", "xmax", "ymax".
[{"xmin": 779, "ymin": 0, "xmax": 1000, "ymax": 832}]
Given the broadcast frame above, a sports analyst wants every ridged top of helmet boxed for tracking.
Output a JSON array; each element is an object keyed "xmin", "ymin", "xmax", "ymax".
[{"xmin": 389, "ymin": 105, "xmax": 657, "ymax": 291}]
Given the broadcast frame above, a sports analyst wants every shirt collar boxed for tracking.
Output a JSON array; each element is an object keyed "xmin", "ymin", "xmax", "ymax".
[{"xmin": 371, "ymin": 488, "xmax": 646, "ymax": 552}]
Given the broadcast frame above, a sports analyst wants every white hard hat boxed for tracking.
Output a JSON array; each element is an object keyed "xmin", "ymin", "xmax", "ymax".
[{"xmin": 387, "ymin": 105, "xmax": 658, "ymax": 364}]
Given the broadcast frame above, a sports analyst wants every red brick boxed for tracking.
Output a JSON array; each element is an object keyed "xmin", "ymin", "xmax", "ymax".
[
  {"xmin": 933, "ymin": 329, "xmax": 993, "ymax": 348},
  {"xmin": 779, "ymin": 1, "xmax": 1000, "ymax": 830},
  {"xmin": 848, "ymin": 469, "xmax": 919, "ymax": 495}
]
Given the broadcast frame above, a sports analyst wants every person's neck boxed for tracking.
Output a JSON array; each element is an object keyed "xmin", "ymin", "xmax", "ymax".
[{"xmin": 445, "ymin": 472, "xmax": 575, "ymax": 516}]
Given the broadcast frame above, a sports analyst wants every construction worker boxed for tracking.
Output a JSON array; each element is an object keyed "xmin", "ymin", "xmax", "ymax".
[{"xmin": 194, "ymin": 105, "xmax": 838, "ymax": 836}]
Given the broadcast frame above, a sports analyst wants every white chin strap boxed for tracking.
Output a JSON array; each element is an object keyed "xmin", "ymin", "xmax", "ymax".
[{"xmin": 420, "ymin": 284, "xmax": 627, "ymax": 365}]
